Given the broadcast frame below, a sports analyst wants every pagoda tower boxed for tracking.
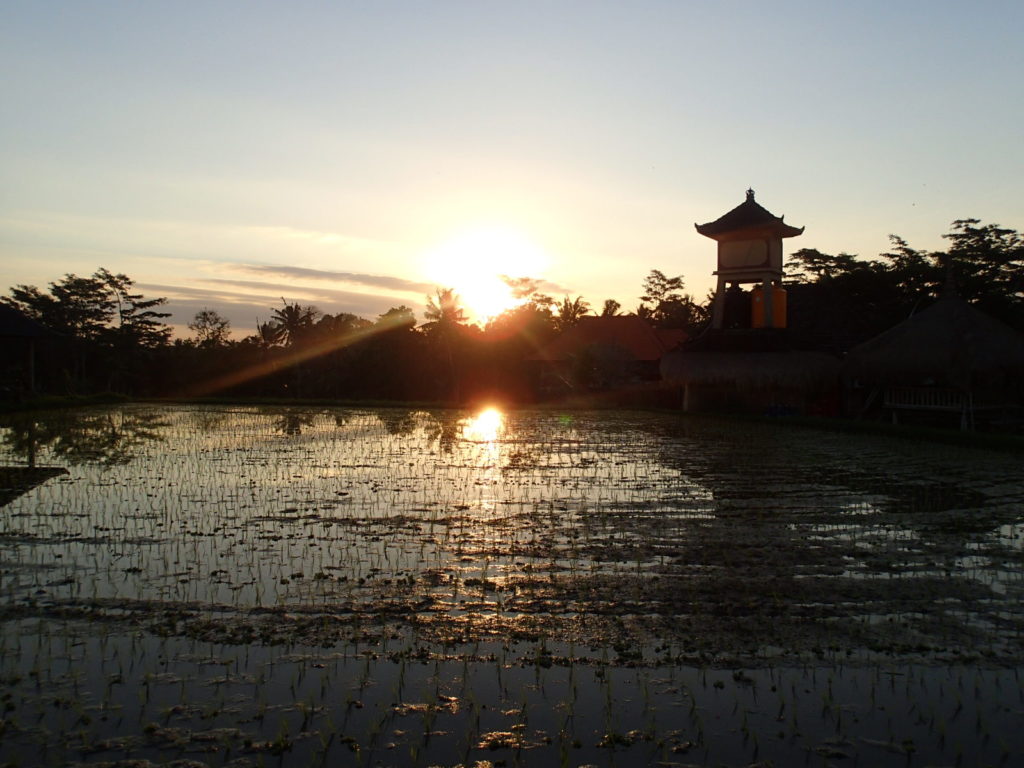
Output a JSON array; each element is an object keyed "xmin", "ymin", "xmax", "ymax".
[{"xmin": 695, "ymin": 189, "xmax": 803, "ymax": 330}]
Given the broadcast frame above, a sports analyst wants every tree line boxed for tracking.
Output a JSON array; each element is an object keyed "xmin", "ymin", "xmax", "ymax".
[{"xmin": 3, "ymin": 218, "xmax": 1021, "ymax": 403}]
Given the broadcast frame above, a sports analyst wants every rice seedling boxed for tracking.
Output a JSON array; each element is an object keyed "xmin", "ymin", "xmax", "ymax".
[{"xmin": 1, "ymin": 404, "xmax": 1023, "ymax": 765}]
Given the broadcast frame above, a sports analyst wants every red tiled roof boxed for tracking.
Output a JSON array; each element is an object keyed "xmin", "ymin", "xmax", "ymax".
[{"xmin": 532, "ymin": 316, "xmax": 686, "ymax": 362}]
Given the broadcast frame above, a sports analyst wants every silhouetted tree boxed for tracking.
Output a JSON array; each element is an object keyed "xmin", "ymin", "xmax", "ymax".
[
  {"xmin": 423, "ymin": 288, "xmax": 468, "ymax": 329},
  {"xmin": 271, "ymin": 300, "xmax": 320, "ymax": 347},
  {"xmin": 97, "ymin": 269, "xmax": 171, "ymax": 349},
  {"xmin": 3, "ymin": 269, "xmax": 170, "ymax": 393},
  {"xmin": 554, "ymin": 295, "xmax": 591, "ymax": 332},
  {"xmin": 600, "ymin": 299, "xmax": 621, "ymax": 317},
  {"xmin": 5, "ymin": 272, "xmax": 114, "ymax": 340},
  {"xmin": 786, "ymin": 249, "xmax": 862, "ymax": 283},
  {"xmin": 188, "ymin": 308, "xmax": 232, "ymax": 348},
  {"xmin": 943, "ymin": 219, "xmax": 1023, "ymax": 326},
  {"xmin": 423, "ymin": 288, "xmax": 471, "ymax": 402},
  {"xmin": 376, "ymin": 305, "xmax": 416, "ymax": 330},
  {"xmin": 253, "ymin": 320, "xmax": 284, "ymax": 349},
  {"xmin": 638, "ymin": 269, "xmax": 706, "ymax": 332}
]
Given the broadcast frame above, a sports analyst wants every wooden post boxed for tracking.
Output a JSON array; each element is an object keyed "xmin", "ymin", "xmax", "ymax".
[
  {"xmin": 762, "ymin": 277, "xmax": 774, "ymax": 329},
  {"xmin": 711, "ymin": 275, "xmax": 726, "ymax": 329}
]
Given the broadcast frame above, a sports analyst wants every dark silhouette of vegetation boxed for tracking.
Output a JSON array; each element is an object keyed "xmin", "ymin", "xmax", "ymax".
[
  {"xmin": 600, "ymin": 299, "xmax": 622, "ymax": 317},
  {"xmin": 2, "ymin": 269, "xmax": 170, "ymax": 393},
  {"xmin": 188, "ymin": 309, "xmax": 232, "ymax": 348},
  {"xmin": 785, "ymin": 219, "xmax": 1023, "ymax": 351},
  {"xmin": 637, "ymin": 269, "xmax": 708, "ymax": 333},
  {"xmin": 2, "ymin": 218, "xmax": 1019, "ymax": 406}
]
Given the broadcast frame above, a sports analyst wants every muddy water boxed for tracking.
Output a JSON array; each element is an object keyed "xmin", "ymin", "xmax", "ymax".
[{"xmin": 1, "ymin": 404, "xmax": 1023, "ymax": 766}]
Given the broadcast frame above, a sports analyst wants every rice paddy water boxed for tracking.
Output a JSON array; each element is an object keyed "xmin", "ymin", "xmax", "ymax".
[{"xmin": 1, "ymin": 404, "xmax": 1023, "ymax": 766}]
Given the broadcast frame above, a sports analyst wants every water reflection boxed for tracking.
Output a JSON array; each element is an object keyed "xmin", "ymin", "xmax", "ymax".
[
  {"xmin": 1, "ymin": 408, "xmax": 167, "ymax": 467},
  {"xmin": 0, "ymin": 466, "xmax": 68, "ymax": 507},
  {"xmin": 274, "ymin": 409, "xmax": 316, "ymax": 435},
  {"xmin": 0, "ymin": 404, "xmax": 1021, "ymax": 665},
  {"xmin": 464, "ymin": 407, "xmax": 503, "ymax": 443}
]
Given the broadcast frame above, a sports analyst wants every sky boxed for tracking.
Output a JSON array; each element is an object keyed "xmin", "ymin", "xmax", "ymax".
[{"xmin": 2, "ymin": 1, "xmax": 1022, "ymax": 336}]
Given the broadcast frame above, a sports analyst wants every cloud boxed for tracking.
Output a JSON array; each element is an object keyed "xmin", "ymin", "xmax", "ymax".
[
  {"xmin": 499, "ymin": 274, "xmax": 573, "ymax": 297},
  {"xmin": 231, "ymin": 264, "xmax": 434, "ymax": 293},
  {"xmin": 138, "ymin": 282, "xmax": 424, "ymax": 337}
]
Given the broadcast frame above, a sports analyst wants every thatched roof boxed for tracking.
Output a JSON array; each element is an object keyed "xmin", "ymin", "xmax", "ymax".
[
  {"xmin": 695, "ymin": 189, "xmax": 803, "ymax": 240},
  {"xmin": 532, "ymin": 316, "xmax": 686, "ymax": 363},
  {"xmin": 842, "ymin": 295, "xmax": 1024, "ymax": 388},
  {"xmin": 661, "ymin": 347, "xmax": 840, "ymax": 388},
  {"xmin": 0, "ymin": 304, "xmax": 52, "ymax": 338}
]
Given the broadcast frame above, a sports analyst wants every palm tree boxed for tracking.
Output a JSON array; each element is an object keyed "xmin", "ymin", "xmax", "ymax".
[
  {"xmin": 255, "ymin": 319, "xmax": 284, "ymax": 349},
  {"xmin": 554, "ymin": 295, "xmax": 591, "ymax": 332},
  {"xmin": 423, "ymin": 288, "xmax": 467, "ymax": 402},
  {"xmin": 271, "ymin": 299, "xmax": 319, "ymax": 347},
  {"xmin": 423, "ymin": 288, "xmax": 467, "ymax": 329}
]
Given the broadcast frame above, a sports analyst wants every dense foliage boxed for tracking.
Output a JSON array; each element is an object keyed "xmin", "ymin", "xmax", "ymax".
[
  {"xmin": 3, "ymin": 219, "xmax": 1021, "ymax": 402},
  {"xmin": 784, "ymin": 219, "xmax": 1024, "ymax": 351}
]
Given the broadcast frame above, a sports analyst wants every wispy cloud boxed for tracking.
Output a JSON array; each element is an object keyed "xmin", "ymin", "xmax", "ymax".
[
  {"xmin": 499, "ymin": 274, "xmax": 573, "ymax": 296},
  {"xmin": 231, "ymin": 264, "xmax": 434, "ymax": 294},
  {"xmin": 139, "ymin": 281, "xmax": 423, "ymax": 337}
]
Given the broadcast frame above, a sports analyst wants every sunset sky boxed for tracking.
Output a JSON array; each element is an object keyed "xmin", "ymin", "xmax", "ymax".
[{"xmin": 2, "ymin": 1, "xmax": 1021, "ymax": 336}]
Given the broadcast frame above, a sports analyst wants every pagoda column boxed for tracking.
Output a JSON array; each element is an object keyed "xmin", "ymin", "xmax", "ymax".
[
  {"xmin": 711, "ymin": 275, "xmax": 727, "ymax": 329},
  {"xmin": 762, "ymin": 276, "xmax": 774, "ymax": 329}
]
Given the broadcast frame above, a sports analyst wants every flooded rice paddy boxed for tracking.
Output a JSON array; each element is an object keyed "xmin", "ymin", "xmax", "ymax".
[{"xmin": 1, "ymin": 403, "xmax": 1023, "ymax": 767}]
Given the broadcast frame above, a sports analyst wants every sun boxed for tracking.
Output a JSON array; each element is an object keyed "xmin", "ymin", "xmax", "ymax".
[{"xmin": 422, "ymin": 226, "xmax": 549, "ymax": 322}]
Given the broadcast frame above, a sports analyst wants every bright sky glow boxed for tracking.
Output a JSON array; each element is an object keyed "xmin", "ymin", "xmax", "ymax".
[
  {"xmin": 422, "ymin": 227, "xmax": 550, "ymax": 321},
  {"xmin": 2, "ymin": 1, "xmax": 1021, "ymax": 337}
]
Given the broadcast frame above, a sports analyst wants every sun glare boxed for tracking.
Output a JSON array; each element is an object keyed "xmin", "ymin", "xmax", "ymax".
[
  {"xmin": 422, "ymin": 227, "xmax": 549, "ymax": 322},
  {"xmin": 464, "ymin": 407, "xmax": 504, "ymax": 442}
]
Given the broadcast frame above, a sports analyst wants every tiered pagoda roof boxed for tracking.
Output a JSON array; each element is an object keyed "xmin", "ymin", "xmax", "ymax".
[{"xmin": 695, "ymin": 189, "xmax": 804, "ymax": 239}]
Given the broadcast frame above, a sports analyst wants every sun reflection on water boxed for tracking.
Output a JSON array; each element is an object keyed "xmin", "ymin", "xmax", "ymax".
[{"xmin": 464, "ymin": 407, "xmax": 504, "ymax": 443}]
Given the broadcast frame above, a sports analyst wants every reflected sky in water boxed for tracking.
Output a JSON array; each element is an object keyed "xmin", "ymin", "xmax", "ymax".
[{"xmin": 1, "ymin": 404, "xmax": 1023, "ymax": 663}]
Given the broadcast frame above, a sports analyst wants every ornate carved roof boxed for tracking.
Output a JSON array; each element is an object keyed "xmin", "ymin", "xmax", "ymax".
[{"xmin": 695, "ymin": 189, "xmax": 804, "ymax": 239}]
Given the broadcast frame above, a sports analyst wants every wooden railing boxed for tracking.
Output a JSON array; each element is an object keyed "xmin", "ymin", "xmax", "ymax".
[{"xmin": 883, "ymin": 387, "xmax": 966, "ymax": 412}]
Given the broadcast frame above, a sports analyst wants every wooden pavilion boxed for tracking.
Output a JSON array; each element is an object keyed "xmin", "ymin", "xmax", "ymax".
[{"xmin": 842, "ymin": 294, "xmax": 1024, "ymax": 430}]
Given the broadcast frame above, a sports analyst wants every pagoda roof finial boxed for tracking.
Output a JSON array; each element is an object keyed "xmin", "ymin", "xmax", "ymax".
[{"xmin": 694, "ymin": 189, "xmax": 804, "ymax": 240}]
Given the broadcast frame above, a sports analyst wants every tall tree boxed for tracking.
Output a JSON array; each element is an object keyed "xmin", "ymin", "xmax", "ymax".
[
  {"xmin": 600, "ymin": 299, "xmax": 621, "ymax": 317},
  {"xmin": 376, "ymin": 305, "xmax": 416, "ymax": 330},
  {"xmin": 423, "ymin": 288, "xmax": 472, "ymax": 402},
  {"xmin": 254, "ymin": 319, "xmax": 284, "ymax": 349},
  {"xmin": 638, "ymin": 269, "xmax": 706, "ymax": 331},
  {"xmin": 878, "ymin": 236, "xmax": 939, "ymax": 308},
  {"xmin": 786, "ymin": 249, "xmax": 862, "ymax": 283},
  {"xmin": 640, "ymin": 269, "xmax": 685, "ymax": 306},
  {"xmin": 271, "ymin": 300, "xmax": 320, "ymax": 347},
  {"xmin": 943, "ymin": 219, "xmax": 1024, "ymax": 316},
  {"xmin": 97, "ymin": 269, "xmax": 171, "ymax": 349},
  {"xmin": 554, "ymin": 295, "xmax": 591, "ymax": 332},
  {"xmin": 423, "ymin": 288, "xmax": 468, "ymax": 329},
  {"xmin": 5, "ymin": 273, "xmax": 113, "ymax": 340},
  {"xmin": 188, "ymin": 308, "xmax": 232, "ymax": 348}
]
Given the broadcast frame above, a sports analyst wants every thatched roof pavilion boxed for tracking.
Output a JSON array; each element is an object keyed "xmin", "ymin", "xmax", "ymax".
[
  {"xmin": 0, "ymin": 304, "xmax": 51, "ymax": 338},
  {"xmin": 0, "ymin": 304, "xmax": 55, "ymax": 396},
  {"xmin": 843, "ymin": 294, "xmax": 1024, "ymax": 427},
  {"xmin": 843, "ymin": 295, "xmax": 1024, "ymax": 390}
]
